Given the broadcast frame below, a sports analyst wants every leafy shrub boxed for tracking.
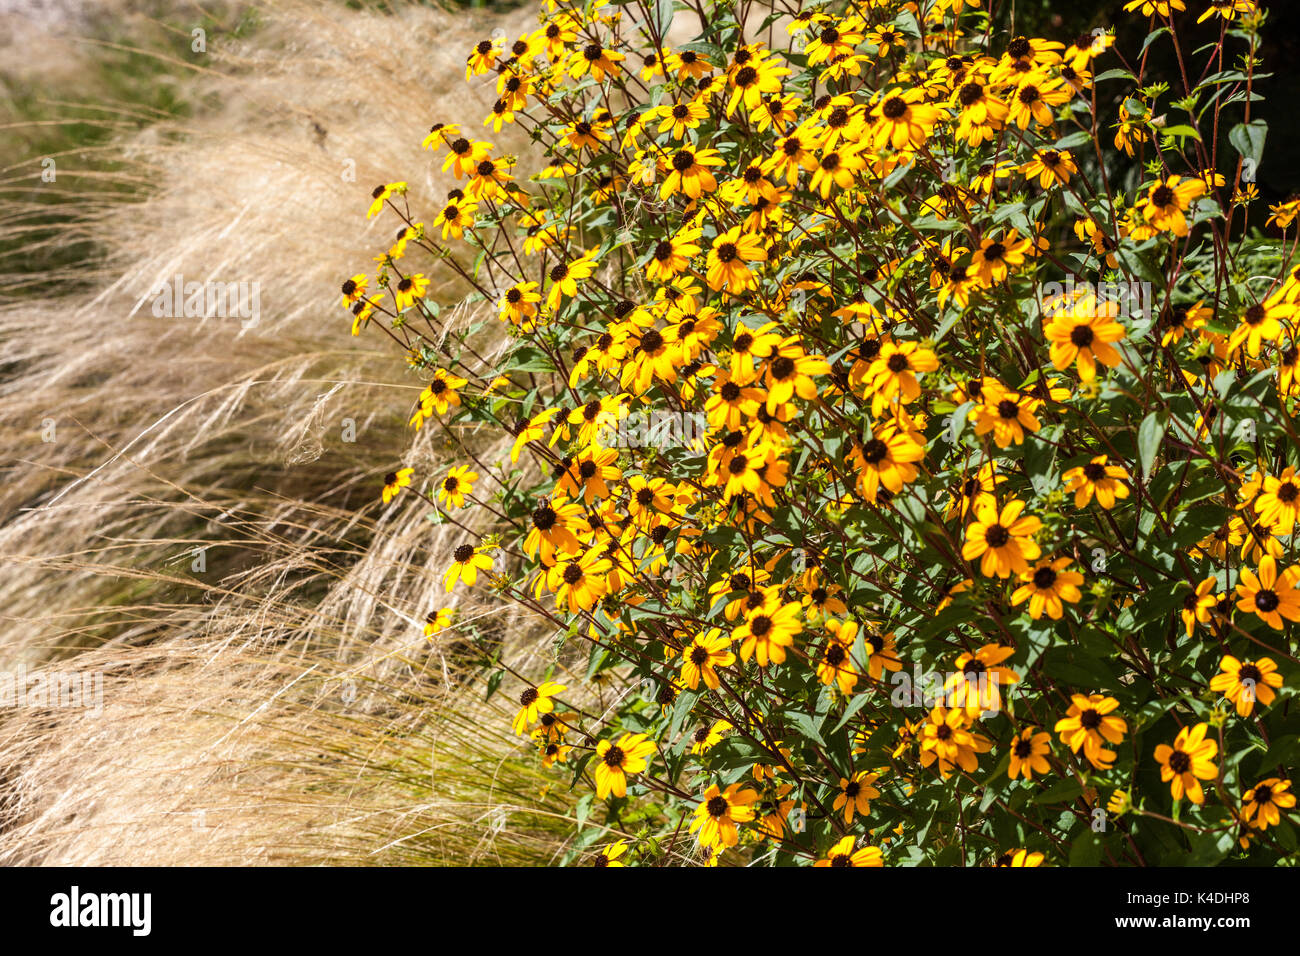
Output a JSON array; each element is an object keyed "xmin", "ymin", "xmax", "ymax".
[{"xmin": 344, "ymin": 0, "xmax": 1300, "ymax": 866}]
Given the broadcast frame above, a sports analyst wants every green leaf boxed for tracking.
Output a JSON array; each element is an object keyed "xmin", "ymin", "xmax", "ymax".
[
  {"xmin": 1138, "ymin": 411, "xmax": 1166, "ymax": 479},
  {"xmin": 1229, "ymin": 119, "xmax": 1267, "ymax": 169},
  {"xmin": 1069, "ymin": 831, "xmax": 1103, "ymax": 866},
  {"xmin": 785, "ymin": 710, "xmax": 827, "ymax": 748}
]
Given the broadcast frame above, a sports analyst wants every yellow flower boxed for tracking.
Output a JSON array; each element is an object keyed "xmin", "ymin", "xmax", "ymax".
[
  {"xmin": 436, "ymin": 465, "xmax": 478, "ymax": 509},
  {"xmin": 1062, "ymin": 455, "xmax": 1131, "ymax": 509},
  {"xmin": 1154, "ymin": 723, "xmax": 1218, "ymax": 805},
  {"xmin": 832, "ymin": 770, "xmax": 879, "ymax": 824},
  {"xmin": 594, "ymin": 732, "xmax": 656, "ymax": 799},
  {"xmin": 733, "ymin": 588, "xmax": 803, "ymax": 666},
  {"xmin": 512, "ymin": 681, "xmax": 565, "ymax": 735},
  {"xmin": 423, "ymin": 607, "xmax": 452, "ymax": 638},
  {"xmin": 1209, "ymin": 655, "xmax": 1283, "ymax": 717},
  {"xmin": 1012, "ymin": 557, "xmax": 1084, "ymax": 620},
  {"xmin": 1055, "ymin": 694, "xmax": 1126, "ymax": 770},
  {"xmin": 1241, "ymin": 778, "xmax": 1294, "ymax": 830},
  {"xmin": 591, "ymin": 840, "xmax": 629, "ymax": 866},
  {"xmin": 1140, "ymin": 174, "xmax": 1206, "ymax": 237},
  {"xmin": 994, "ymin": 848, "xmax": 1044, "ymax": 867},
  {"xmin": 392, "ymin": 272, "xmax": 430, "ymax": 311},
  {"xmin": 380, "ymin": 467, "xmax": 413, "ymax": 504},
  {"xmin": 680, "ymin": 627, "xmax": 735, "ymax": 690},
  {"xmin": 366, "ymin": 181, "xmax": 407, "ymax": 219},
  {"xmin": 962, "ymin": 499, "xmax": 1042, "ymax": 578},
  {"xmin": 1008, "ymin": 728, "xmax": 1053, "ymax": 780},
  {"xmin": 444, "ymin": 544, "xmax": 495, "ymax": 592},
  {"xmin": 690, "ymin": 782, "xmax": 758, "ymax": 849},
  {"xmin": 814, "ymin": 835, "xmax": 883, "ymax": 867},
  {"xmin": 1235, "ymin": 555, "xmax": 1300, "ymax": 629},
  {"xmin": 705, "ymin": 228, "xmax": 767, "ymax": 294},
  {"xmin": 1043, "ymin": 293, "xmax": 1127, "ymax": 380}
]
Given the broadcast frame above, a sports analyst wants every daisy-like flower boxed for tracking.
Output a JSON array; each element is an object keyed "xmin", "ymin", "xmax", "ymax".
[
  {"xmin": 832, "ymin": 770, "xmax": 880, "ymax": 824},
  {"xmin": 970, "ymin": 229, "xmax": 1034, "ymax": 284},
  {"xmin": 591, "ymin": 840, "xmax": 630, "ymax": 866},
  {"xmin": 962, "ymin": 499, "xmax": 1042, "ymax": 578},
  {"xmin": 499, "ymin": 281, "xmax": 542, "ymax": 329},
  {"xmin": 689, "ymin": 782, "xmax": 758, "ymax": 848},
  {"xmin": 380, "ymin": 467, "xmax": 413, "ymax": 504},
  {"xmin": 1180, "ymin": 576, "xmax": 1219, "ymax": 636},
  {"xmin": 1209, "ymin": 655, "xmax": 1284, "ymax": 717},
  {"xmin": 760, "ymin": 335, "xmax": 830, "ymax": 412},
  {"xmin": 1021, "ymin": 148, "xmax": 1077, "ymax": 188},
  {"xmin": 1008, "ymin": 728, "xmax": 1053, "ymax": 780},
  {"xmin": 808, "ymin": 144, "xmax": 866, "ymax": 198},
  {"xmin": 1159, "ymin": 300, "xmax": 1211, "ymax": 346},
  {"xmin": 815, "ymin": 835, "xmax": 884, "ymax": 867},
  {"xmin": 946, "ymin": 643, "xmax": 1020, "ymax": 714},
  {"xmin": 847, "ymin": 430, "xmax": 925, "ymax": 505},
  {"xmin": 466, "ymin": 153, "xmax": 514, "ymax": 201},
  {"xmin": 680, "ymin": 627, "xmax": 736, "ymax": 690},
  {"xmin": 993, "ymin": 849, "xmax": 1044, "ymax": 867},
  {"xmin": 594, "ymin": 732, "xmax": 656, "ymax": 799},
  {"xmin": 1255, "ymin": 467, "xmax": 1300, "ymax": 533},
  {"xmin": 1043, "ymin": 293, "xmax": 1127, "ymax": 380},
  {"xmin": 660, "ymin": 146, "xmax": 725, "ymax": 200},
  {"xmin": 816, "ymin": 627, "xmax": 861, "ymax": 694},
  {"xmin": 410, "ymin": 368, "xmax": 469, "ymax": 428},
  {"xmin": 1123, "ymin": 0, "xmax": 1186, "ymax": 16},
  {"xmin": 1062, "ymin": 455, "xmax": 1131, "ymax": 509},
  {"xmin": 432, "ymin": 195, "xmax": 476, "ymax": 240},
  {"xmin": 1241, "ymin": 778, "xmax": 1295, "ymax": 830},
  {"xmin": 1226, "ymin": 299, "xmax": 1293, "ymax": 357},
  {"xmin": 865, "ymin": 340, "xmax": 940, "ymax": 411},
  {"xmin": 725, "ymin": 52, "xmax": 790, "ymax": 117},
  {"xmin": 442, "ymin": 137, "xmax": 491, "ymax": 179},
  {"xmin": 952, "ymin": 77, "xmax": 1009, "ymax": 146},
  {"xmin": 646, "ymin": 228, "xmax": 702, "ymax": 283},
  {"xmin": 1055, "ymin": 694, "xmax": 1126, "ymax": 770},
  {"xmin": 392, "ymin": 272, "xmax": 430, "ymax": 311},
  {"xmin": 1235, "ymin": 555, "xmax": 1300, "ymax": 629},
  {"xmin": 546, "ymin": 546, "xmax": 611, "ymax": 613},
  {"xmin": 340, "ymin": 274, "xmax": 368, "ymax": 309},
  {"xmin": 972, "ymin": 381, "xmax": 1042, "ymax": 448},
  {"xmin": 436, "ymin": 468, "xmax": 478, "ymax": 512},
  {"xmin": 1012, "ymin": 557, "xmax": 1084, "ymax": 620},
  {"xmin": 1154, "ymin": 723, "xmax": 1218, "ymax": 805},
  {"xmin": 688, "ymin": 719, "xmax": 732, "ymax": 755},
  {"xmin": 366, "ymin": 181, "xmax": 407, "ymax": 219},
  {"xmin": 919, "ymin": 706, "xmax": 993, "ymax": 777},
  {"xmin": 545, "ymin": 251, "xmax": 597, "ymax": 311},
  {"xmin": 444, "ymin": 543, "xmax": 494, "ymax": 592},
  {"xmin": 733, "ymin": 588, "xmax": 803, "ymax": 666},
  {"xmin": 1140, "ymin": 174, "xmax": 1207, "ymax": 237},
  {"xmin": 1007, "ymin": 76, "xmax": 1071, "ymax": 128},
  {"xmin": 423, "ymin": 607, "xmax": 452, "ymax": 638},
  {"xmin": 870, "ymin": 87, "xmax": 944, "ymax": 150},
  {"xmin": 705, "ymin": 228, "xmax": 767, "ymax": 294},
  {"xmin": 666, "ymin": 48, "xmax": 713, "ymax": 80},
  {"xmin": 570, "ymin": 42, "xmax": 624, "ymax": 82},
  {"xmin": 349, "ymin": 291, "xmax": 383, "ymax": 336},
  {"xmin": 512, "ymin": 681, "xmax": 565, "ymax": 735}
]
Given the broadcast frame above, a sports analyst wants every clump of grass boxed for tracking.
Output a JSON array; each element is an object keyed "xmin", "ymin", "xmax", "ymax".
[{"xmin": 0, "ymin": 0, "xmax": 577, "ymax": 865}]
